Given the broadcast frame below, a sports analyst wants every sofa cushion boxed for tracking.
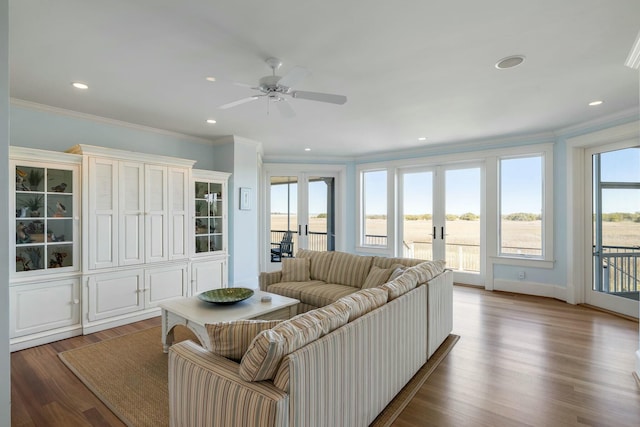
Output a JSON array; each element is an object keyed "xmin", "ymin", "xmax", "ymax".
[
  {"xmin": 266, "ymin": 280, "xmax": 325, "ymax": 300},
  {"xmin": 296, "ymin": 249, "xmax": 335, "ymax": 282},
  {"xmin": 336, "ymin": 287, "xmax": 388, "ymax": 322},
  {"xmin": 281, "ymin": 258, "xmax": 310, "ymax": 282},
  {"xmin": 326, "ymin": 251, "xmax": 374, "ymax": 288},
  {"xmin": 298, "ymin": 283, "xmax": 359, "ymax": 307},
  {"xmin": 388, "ymin": 263, "xmax": 408, "ymax": 281},
  {"xmin": 379, "ymin": 269, "xmax": 419, "ymax": 300},
  {"xmin": 205, "ymin": 319, "xmax": 282, "ymax": 361},
  {"xmin": 239, "ymin": 305, "xmax": 348, "ymax": 382},
  {"xmin": 361, "ymin": 265, "xmax": 393, "ymax": 289},
  {"xmin": 405, "ymin": 259, "xmax": 446, "ymax": 284},
  {"xmin": 372, "ymin": 256, "xmax": 423, "ymax": 269}
]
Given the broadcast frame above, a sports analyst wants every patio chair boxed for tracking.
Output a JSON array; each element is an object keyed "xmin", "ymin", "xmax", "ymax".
[{"xmin": 271, "ymin": 231, "xmax": 294, "ymax": 262}]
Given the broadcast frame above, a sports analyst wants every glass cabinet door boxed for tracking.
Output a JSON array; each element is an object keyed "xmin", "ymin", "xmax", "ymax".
[
  {"xmin": 15, "ymin": 165, "xmax": 75, "ymax": 272},
  {"xmin": 194, "ymin": 180, "xmax": 224, "ymax": 254}
]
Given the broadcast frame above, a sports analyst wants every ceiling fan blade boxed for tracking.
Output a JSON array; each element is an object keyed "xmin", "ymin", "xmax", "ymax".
[
  {"xmin": 291, "ymin": 91, "xmax": 347, "ymax": 105},
  {"xmin": 278, "ymin": 66, "xmax": 311, "ymax": 88},
  {"xmin": 219, "ymin": 96, "xmax": 259, "ymax": 109},
  {"xmin": 275, "ymin": 99, "xmax": 296, "ymax": 118}
]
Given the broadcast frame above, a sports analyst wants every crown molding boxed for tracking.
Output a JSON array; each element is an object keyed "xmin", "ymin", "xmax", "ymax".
[
  {"xmin": 554, "ymin": 107, "xmax": 639, "ymax": 138},
  {"xmin": 626, "ymin": 30, "xmax": 640, "ymax": 70},
  {"xmin": 10, "ymin": 98, "xmax": 218, "ymax": 145},
  {"xmin": 354, "ymin": 131, "xmax": 555, "ymax": 164}
]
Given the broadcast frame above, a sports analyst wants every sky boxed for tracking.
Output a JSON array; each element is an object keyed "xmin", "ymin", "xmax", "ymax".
[{"xmin": 271, "ymin": 147, "xmax": 639, "ymax": 217}]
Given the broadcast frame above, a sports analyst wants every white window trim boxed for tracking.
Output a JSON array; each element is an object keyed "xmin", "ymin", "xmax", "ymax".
[
  {"xmin": 356, "ymin": 142, "xmax": 555, "ymax": 269},
  {"xmin": 494, "ymin": 148, "xmax": 554, "ymax": 265},
  {"xmin": 356, "ymin": 167, "xmax": 394, "ymax": 254}
]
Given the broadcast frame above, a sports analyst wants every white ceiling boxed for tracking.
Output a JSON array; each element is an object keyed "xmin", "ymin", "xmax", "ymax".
[{"xmin": 9, "ymin": 0, "xmax": 640, "ymax": 158}]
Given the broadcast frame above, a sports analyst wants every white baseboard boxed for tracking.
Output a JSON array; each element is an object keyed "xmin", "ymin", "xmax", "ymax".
[
  {"xmin": 10, "ymin": 326, "xmax": 83, "ymax": 352},
  {"xmin": 493, "ymin": 279, "xmax": 567, "ymax": 301}
]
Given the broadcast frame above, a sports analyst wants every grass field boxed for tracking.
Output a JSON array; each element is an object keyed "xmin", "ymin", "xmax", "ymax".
[{"xmin": 271, "ymin": 214, "xmax": 640, "ymax": 271}]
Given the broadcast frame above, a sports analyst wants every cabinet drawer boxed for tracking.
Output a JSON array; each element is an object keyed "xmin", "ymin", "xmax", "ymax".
[{"xmin": 10, "ymin": 278, "xmax": 81, "ymax": 338}]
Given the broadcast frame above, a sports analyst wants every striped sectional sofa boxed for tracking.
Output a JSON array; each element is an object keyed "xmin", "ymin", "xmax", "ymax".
[{"xmin": 168, "ymin": 250, "xmax": 453, "ymax": 427}]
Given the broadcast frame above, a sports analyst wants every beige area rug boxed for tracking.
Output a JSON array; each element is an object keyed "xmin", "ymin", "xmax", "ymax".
[{"xmin": 59, "ymin": 326, "xmax": 459, "ymax": 427}]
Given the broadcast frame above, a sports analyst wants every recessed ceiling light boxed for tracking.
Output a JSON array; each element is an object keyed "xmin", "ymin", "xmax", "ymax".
[
  {"xmin": 205, "ymin": 77, "xmax": 216, "ymax": 82},
  {"xmin": 495, "ymin": 55, "xmax": 526, "ymax": 70},
  {"xmin": 206, "ymin": 119, "xmax": 217, "ymax": 124},
  {"xmin": 71, "ymin": 82, "xmax": 88, "ymax": 89},
  {"xmin": 588, "ymin": 100, "xmax": 604, "ymax": 106},
  {"xmin": 304, "ymin": 148, "xmax": 311, "ymax": 152},
  {"xmin": 418, "ymin": 137, "xmax": 427, "ymax": 141}
]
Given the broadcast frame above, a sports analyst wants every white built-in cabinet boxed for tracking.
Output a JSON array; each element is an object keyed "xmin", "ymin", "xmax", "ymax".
[
  {"xmin": 9, "ymin": 147, "xmax": 83, "ymax": 351},
  {"xmin": 8, "ymin": 145, "xmax": 230, "ymax": 350},
  {"xmin": 191, "ymin": 169, "xmax": 231, "ymax": 294}
]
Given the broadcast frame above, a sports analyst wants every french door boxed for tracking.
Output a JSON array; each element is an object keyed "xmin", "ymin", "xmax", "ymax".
[
  {"xmin": 399, "ymin": 164, "xmax": 483, "ymax": 285},
  {"xmin": 264, "ymin": 167, "xmax": 343, "ymax": 271},
  {"xmin": 586, "ymin": 144, "xmax": 639, "ymax": 317}
]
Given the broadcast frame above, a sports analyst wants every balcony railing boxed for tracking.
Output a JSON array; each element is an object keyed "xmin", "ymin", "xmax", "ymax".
[{"xmin": 597, "ymin": 245, "xmax": 640, "ymax": 295}]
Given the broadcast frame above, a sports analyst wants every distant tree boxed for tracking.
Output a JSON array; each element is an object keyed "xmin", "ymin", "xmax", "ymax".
[
  {"xmin": 445, "ymin": 214, "xmax": 458, "ymax": 221},
  {"xmin": 503, "ymin": 213, "xmax": 541, "ymax": 221},
  {"xmin": 316, "ymin": 213, "xmax": 327, "ymax": 218},
  {"xmin": 459, "ymin": 212, "xmax": 479, "ymax": 221}
]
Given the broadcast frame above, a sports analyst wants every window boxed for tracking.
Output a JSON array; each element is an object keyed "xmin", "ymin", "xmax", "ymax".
[
  {"xmin": 499, "ymin": 155, "xmax": 544, "ymax": 258},
  {"xmin": 361, "ymin": 170, "xmax": 387, "ymax": 247}
]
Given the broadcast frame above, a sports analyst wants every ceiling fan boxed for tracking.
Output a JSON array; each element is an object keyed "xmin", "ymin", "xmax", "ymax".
[{"xmin": 218, "ymin": 57, "xmax": 347, "ymax": 117}]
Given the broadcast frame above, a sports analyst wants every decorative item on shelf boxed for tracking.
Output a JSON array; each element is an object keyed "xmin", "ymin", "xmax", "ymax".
[
  {"xmin": 49, "ymin": 251, "xmax": 68, "ymax": 268},
  {"xmin": 16, "ymin": 222, "xmax": 31, "ymax": 243},
  {"xmin": 195, "ymin": 200, "xmax": 206, "ymax": 217},
  {"xmin": 49, "ymin": 231, "xmax": 65, "ymax": 242},
  {"xmin": 16, "ymin": 206, "xmax": 29, "ymax": 218},
  {"xmin": 16, "ymin": 169, "xmax": 29, "ymax": 191},
  {"xmin": 25, "ymin": 247, "xmax": 42, "ymax": 269},
  {"xmin": 15, "ymin": 254, "xmax": 31, "ymax": 271},
  {"xmin": 51, "ymin": 182, "xmax": 67, "ymax": 192},
  {"xmin": 27, "ymin": 169, "xmax": 44, "ymax": 191},
  {"xmin": 53, "ymin": 201, "xmax": 67, "ymax": 217},
  {"xmin": 25, "ymin": 195, "xmax": 43, "ymax": 217}
]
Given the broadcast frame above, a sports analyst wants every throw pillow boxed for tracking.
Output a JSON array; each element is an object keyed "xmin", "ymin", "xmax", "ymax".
[
  {"xmin": 388, "ymin": 263, "xmax": 407, "ymax": 281},
  {"xmin": 205, "ymin": 319, "xmax": 282, "ymax": 361},
  {"xmin": 405, "ymin": 259, "xmax": 446, "ymax": 284},
  {"xmin": 379, "ymin": 268, "xmax": 419, "ymax": 300},
  {"xmin": 240, "ymin": 310, "xmax": 327, "ymax": 382},
  {"xmin": 281, "ymin": 258, "xmax": 311, "ymax": 282},
  {"xmin": 336, "ymin": 287, "xmax": 389, "ymax": 322},
  {"xmin": 361, "ymin": 265, "xmax": 393, "ymax": 289}
]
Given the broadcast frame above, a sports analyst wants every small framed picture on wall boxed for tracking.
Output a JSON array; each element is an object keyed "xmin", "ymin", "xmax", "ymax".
[{"xmin": 239, "ymin": 187, "xmax": 251, "ymax": 210}]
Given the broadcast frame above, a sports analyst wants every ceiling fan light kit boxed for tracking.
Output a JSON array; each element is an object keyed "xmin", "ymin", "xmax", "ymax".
[{"xmin": 218, "ymin": 57, "xmax": 347, "ymax": 117}]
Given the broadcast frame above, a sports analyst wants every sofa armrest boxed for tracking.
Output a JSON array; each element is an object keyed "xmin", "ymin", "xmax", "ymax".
[
  {"xmin": 259, "ymin": 270, "xmax": 282, "ymax": 291},
  {"xmin": 425, "ymin": 269, "xmax": 454, "ymax": 358},
  {"xmin": 168, "ymin": 341, "xmax": 289, "ymax": 427}
]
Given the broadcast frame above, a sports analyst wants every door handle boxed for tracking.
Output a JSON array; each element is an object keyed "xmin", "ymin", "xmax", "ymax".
[
  {"xmin": 441, "ymin": 227, "xmax": 444, "ymax": 240},
  {"xmin": 432, "ymin": 227, "xmax": 436, "ymax": 239},
  {"xmin": 298, "ymin": 224, "xmax": 301, "ymax": 235},
  {"xmin": 305, "ymin": 225, "xmax": 308, "ymax": 236}
]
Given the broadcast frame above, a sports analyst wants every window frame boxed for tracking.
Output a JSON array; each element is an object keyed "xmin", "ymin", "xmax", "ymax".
[{"xmin": 494, "ymin": 145, "xmax": 554, "ymax": 266}]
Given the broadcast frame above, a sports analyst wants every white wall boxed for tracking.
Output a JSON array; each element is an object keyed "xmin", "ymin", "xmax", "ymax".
[
  {"xmin": 10, "ymin": 103, "xmax": 218, "ymax": 170},
  {"xmin": 1, "ymin": 1, "xmax": 11, "ymax": 425},
  {"xmin": 213, "ymin": 136, "xmax": 260, "ymax": 287}
]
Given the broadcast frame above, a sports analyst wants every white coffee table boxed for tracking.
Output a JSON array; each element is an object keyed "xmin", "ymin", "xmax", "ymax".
[{"xmin": 159, "ymin": 289, "xmax": 299, "ymax": 352}]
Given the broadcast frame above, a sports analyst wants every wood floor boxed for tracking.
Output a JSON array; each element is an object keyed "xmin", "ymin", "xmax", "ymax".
[{"xmin": 10, "ymin": 286, "xmax": 640, "ymax": 426}]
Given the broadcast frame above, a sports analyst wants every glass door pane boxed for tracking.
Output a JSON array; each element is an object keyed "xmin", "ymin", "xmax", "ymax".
[
  {"xmin": 402, "ymin": 171, "xmax": 433, "ymax": 259},
  {"xmin": 590, "ymin": 146, "xmax": 640, "ymax": 316},
  {"xmin": 270, "ymin": 176, "xmax": 298, "ymax": 262},
  {"xmin": 445, "ymin": 168, "xmax": 481, "ymax": 272},
  {"xmin": 307, "ymin": 176, "xmax": 335, "ymax": 252}
]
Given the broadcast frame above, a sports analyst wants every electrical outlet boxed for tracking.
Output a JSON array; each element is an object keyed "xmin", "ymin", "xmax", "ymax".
[{"xmin": 518, "ymin": 271, "xmax": 526, "ymax": 280}]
